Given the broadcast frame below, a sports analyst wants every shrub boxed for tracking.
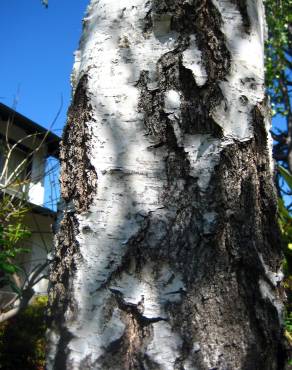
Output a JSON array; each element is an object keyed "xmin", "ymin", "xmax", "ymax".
[{"xmin": 0, "ymin": 295, "xmax": 47, "ymax": 370}]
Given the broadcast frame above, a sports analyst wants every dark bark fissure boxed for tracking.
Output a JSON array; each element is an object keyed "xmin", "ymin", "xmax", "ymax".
[
  {"xmin": 60, "ymin": 74, "xmax": 98, "ymax": 213},
  {"xmin": 170, "ymin": 1, "xmax": 231, "ymax": 81},
  {"xmin": 48, "ymin": 74, "xmax": 99, "ymax": 369},
  {"xmin": 94, "ymin": 287, "xmax": 162, "ymax": 370},
  {"xmin": 97, "ymin": 315, "xmax": 158, "ymax": 370},
  {"xmin": 52, "ymin": 328, "xmax": 74, "ymax": 370},
  {"xmin": 109, "ymin": 288, "xmax": 167, "ymax": 326},
  {"xmin": 230, "ymin": 0, "xmax": 250, "ymax": 32},
  {"xmin": 139, "ymin": 0, "xmax": 231, "ymax": 146},
  {"xmin": 48, "ymin": 212, "xmax": 81, "ymax": 370}
]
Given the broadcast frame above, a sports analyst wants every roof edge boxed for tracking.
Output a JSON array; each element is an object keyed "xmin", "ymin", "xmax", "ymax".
[{"xmin": 0, "ymin": 103, "xmax": 60, "ymax": 158}]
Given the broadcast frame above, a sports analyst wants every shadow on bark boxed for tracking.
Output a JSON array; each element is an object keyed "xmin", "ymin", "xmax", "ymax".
[{"xmin": 48, "ymin": 1, "xmax": 287, "ymax": 369}]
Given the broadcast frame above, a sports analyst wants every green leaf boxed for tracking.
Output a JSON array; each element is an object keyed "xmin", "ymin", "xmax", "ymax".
[
  {"xmin": 0, "ymin": 262, "xmax": 18, "ymax": 274},
  {"xmin": 278, "ymin": 166, "xmax": 292, "ymax": 191},
  {"xmin": 279, "ymin": 198, "xmax": 290, "ymax": 220}
]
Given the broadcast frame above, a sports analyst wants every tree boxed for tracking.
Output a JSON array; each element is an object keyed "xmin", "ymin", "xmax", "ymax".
[
  {"xmin": 265, "ymin": 0, "xmax": 292, "ymax": 353},
  {"xmin": 47, "ymin": 1, "xmax": 286, "ymax": 369},
  {"xmin": 265, "ymin": 0, "xmax": 292, "ymax": 197}
]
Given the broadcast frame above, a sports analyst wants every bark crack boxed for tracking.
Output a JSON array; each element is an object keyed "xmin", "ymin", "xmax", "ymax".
[
  {"xmin": 109, "ymin": 288, "xmax": 168, "ymax": 326},
  {"xmin": 60, "ymin": 74, "xmax": 98, "ymax": 213},
  {"xmin": 230, "ymin": 0, "xmax": 250, "ymax": 32}
]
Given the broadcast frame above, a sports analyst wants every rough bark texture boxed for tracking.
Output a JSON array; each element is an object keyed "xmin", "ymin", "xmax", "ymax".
[
  {"xmin": 48, "ymin": 0, "xmax": 286, "ymax": 369},
  {"xmin": 60, "ymin": 74, "xmax": 98, "ymax": 213}
]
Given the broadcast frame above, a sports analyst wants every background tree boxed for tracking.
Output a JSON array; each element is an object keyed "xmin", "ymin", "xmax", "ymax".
[
  {"xmin": 48, "ymin": 1, "xmax": 286, "ymax": 369},
  {"xmin": 265, "ymin": 0, "xmax": 292, "ymax": 196},
  {"xmin": 265, "ymin": 1, "xmax": 292, "ymax": 358}
]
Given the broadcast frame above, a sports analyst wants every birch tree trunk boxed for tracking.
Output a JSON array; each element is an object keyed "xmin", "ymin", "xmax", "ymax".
[{"xmin": 47, "ymin": 1, "xmax": 286, "ymax": 369}]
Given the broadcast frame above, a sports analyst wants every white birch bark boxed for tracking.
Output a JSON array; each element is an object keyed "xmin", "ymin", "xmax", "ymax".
[{"xmin": 47, "ymin": 1, "xmax": 286, "ymax": 369}]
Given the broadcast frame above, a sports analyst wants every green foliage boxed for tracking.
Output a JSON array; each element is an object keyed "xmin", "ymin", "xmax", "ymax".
[
  {"xmin": 278, "ymin": 166, "xmax": 292, "ymax": 258},
  {"xmin": 279, "ymin": 198, "xmax": 292, "ymax": 250},
  {"xmin": 286, "ymin": 311, "xmax": 292, "ymax": 333},
  {"xmin": 0, "ymin": 196, "xmax": 31, "ymax": 293},
  {"xmin": 0, "ymin": 295, "xmax": 47, "ymax": 370},
  {"xmin": 265, "ymin": 0, "xmax": 292, "ymax": 117},
  {"xmin": 278, "ymin": 166, "xmax": 292, "ymax": 358},
  {"xmin": 266, "ymin": 4, "xmax": 292, "ymax": 358},
  {"xmin": 279, "ymin": 166, "xmax": 292, "ymax": 194}
]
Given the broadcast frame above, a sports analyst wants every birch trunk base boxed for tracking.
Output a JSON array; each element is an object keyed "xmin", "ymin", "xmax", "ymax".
[{"xmin": 47, "ymin": 1, "xmax": 286, "ymax": 369}]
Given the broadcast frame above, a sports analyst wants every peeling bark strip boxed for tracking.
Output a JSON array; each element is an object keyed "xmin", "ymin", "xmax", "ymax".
[{"xmin": 48, "ymin": 0, "xmax": 286, "ymax": 369}]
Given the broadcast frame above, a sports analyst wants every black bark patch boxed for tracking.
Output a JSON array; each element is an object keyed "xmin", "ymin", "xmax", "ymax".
[
  {"xmin": 137, "ymin": 0, "xmax": 229, "ymax": 150},
  {"xmin": 178, "ymin": 62, "xmax": 224, "ymax": 137},
  {"xmin": 170, "ymin": 1, "xmax": 231, "ymax": 82},
  {"xmin": 48, "ymin": 213, "xmax": 81, "ymax": 323},
  {"xmin": 51, "ymin": 328, "xmax": 74, "ymax": 370},
  {"xmin": 143, "ymin": 5, "xmax": 153, "ymax": 35},
  {"xmin": 60, "ymin": 74, "xmax": 98, "ymax": 213},
  {"xmin": 47, "ymin": 213, "xmax": 81, "ymax": 369},
  {"xmin": 165, "ymin": 147, "xmax": 190, "ymax": 179},
  {"xmin": 230, "ymin": 0, "xmax": 251, "ymax": 32},
  {"xmin": 252, "ymin": 99, "xmax": 269, "ymax": 151},
  {"xmin": 97, "ymin": 306, "xmax": 155, "ymax": 370},
  {"xmin": 110, "ymin": 288, "xmax": 167, "ymax": 326},
  {"xmin": 136, "ymin": 71, "xmax": 170, "ymax": 145}
]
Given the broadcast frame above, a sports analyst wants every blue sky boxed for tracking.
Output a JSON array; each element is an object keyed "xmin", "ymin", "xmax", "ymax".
[
  {"xmin": 0, "ymin": 0, "xmax": 89, "ymax": 136},
  {"xmin": 0, "ymin": 1, "xmax": 286, "ymax": 137}
]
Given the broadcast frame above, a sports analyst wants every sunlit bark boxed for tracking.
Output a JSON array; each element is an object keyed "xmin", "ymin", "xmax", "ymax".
[{"xmin": 47, "ymin": 1, "xmax": 286, "ymax": 369}]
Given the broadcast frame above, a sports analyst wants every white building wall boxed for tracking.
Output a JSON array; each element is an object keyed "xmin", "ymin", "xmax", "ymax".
[
  {"xmin": 28, "ymin": 146, "xmax": 47, "ymax": 206},
  {"xmin": 22, "ymin": 211, "xmax": 55, "ymax": 294}
]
